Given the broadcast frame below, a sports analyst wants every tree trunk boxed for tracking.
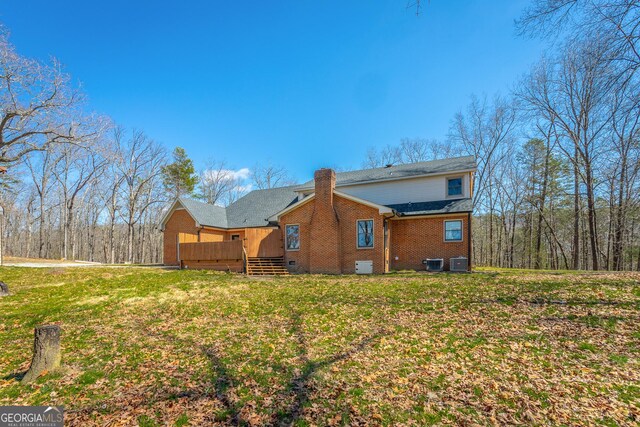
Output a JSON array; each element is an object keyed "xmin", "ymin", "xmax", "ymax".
[
  {"xmin": 572, "ymin": 159, "xmax": 580, "ymax": 270},
  {"xmin": 0, "ymin": 281, "xmax": 8, "ymax": 296},
  {"xmin": 22, "ymin": 325, "xmax": 61, "ymax": 384},
  {"xmin": 38, "ymin": 196, "xmax": 46, "ymax": 259},
  {"xmin": 584, "ymin": 163, "xmax": 599, "ymax": 270},
  {"xmin": 613, "ymin": 155, "xmax": 627, "ymax": 270}
]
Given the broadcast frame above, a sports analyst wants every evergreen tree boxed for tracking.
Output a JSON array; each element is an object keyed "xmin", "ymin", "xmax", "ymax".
[{"xmin": 161, "ymin": 147, "xmax": 199, "ymax": 199}]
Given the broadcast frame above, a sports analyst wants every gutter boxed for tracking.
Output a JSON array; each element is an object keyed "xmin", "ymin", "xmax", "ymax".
[{"xmin": 393, "ymin": 210, "xmax": 473, "ymax": 218}]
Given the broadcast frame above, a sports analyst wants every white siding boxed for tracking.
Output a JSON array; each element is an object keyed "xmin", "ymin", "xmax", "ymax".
[{"xmin": 337, "ymin": 174, "xmax": 469, "ymax": 205}]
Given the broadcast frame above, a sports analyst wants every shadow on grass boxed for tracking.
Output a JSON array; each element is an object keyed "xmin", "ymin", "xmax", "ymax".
[
  {"xmin": 274, "ymin": 310, "xmax": 388, "ymax": 426},
  {"xmin": 2, "ymin": 371, "xmax": 26, "ymax": 381},
  {"xmin": 138, "ymin": 309, "xmax": 387, "ymax": 426},
  {"xmin": 474, "ymin": 297, "xmax": 629, "ymax": 306}
]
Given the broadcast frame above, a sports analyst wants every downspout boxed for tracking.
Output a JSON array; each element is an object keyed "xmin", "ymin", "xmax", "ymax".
[
  {"xmin": 383, "ymin": 211, "xmax": 397, "ymax": 273},
  {"xmin": 467, "ymin": 212, "xmax": 472, "ymax": 271}
]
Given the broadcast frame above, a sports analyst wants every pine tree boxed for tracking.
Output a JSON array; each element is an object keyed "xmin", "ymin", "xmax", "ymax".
[{"xmin": 162, "ymin": 147, "xmax": 199, "ymax": 199}]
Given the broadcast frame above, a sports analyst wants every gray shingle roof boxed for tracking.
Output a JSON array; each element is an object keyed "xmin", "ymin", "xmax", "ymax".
[
  {"xmin": 178, "ymin": 197, "xmax": 228, "ymax": 228},
  {"xmin": 177, "ymin": 186, "xmax": 299, "ymax": 229},
  {"xmin": 170, "ymin": 157, "xmax": 476, "ymax": 229},
  {"xmin": 297, "ymin": 155, "xmax": 476, "ymax": 189},
  {"xmin": 225, "ymin": 186, "xmax": 299, "ymax": 228},
  {"xmin": 387, "ymin": 198, "xmax": 473, "ymax": 216}
]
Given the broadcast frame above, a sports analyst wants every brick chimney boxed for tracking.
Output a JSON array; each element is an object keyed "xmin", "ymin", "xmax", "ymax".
[{"xmin": 309, "ymin": 168, "xmax": 341, "ymax": 274}]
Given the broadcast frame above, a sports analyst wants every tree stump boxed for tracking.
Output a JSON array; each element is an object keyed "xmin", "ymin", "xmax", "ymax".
[
  {"xmin": 0, "ymin": 281, "xmax": 8, "ymax": 296},
  {"xmin": 21, "ymin": 325, "xmax": 61, "ymax": 384}
]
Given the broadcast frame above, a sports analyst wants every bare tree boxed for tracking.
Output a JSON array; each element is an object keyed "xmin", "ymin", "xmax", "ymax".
[
  {"xmin": 24, "ymin": 150, "xmax": 55, "ymax": 258},
  {"xmin": 198, "ymin": 160, "xmax": 245, "ymax": 206},
  {"xmin": 518, "ymin": 41, "xmax": 615, "ymax": 270},
  {"xmin": 362, "ymin": 145, "xmax": 402, "ymax": 168},
  {"xmin": 51, "ymin": 143, "xmax": 107, "ymax": 260},
  {"xmin": 518, "ymin": 0, "xmax": 640, "ymax": 77},
  {"xmin": 0, "ymin": 28, "xmax": 96, "ymax": 163},
  {"xmin": 450, "ymin": 95, "xmax": 517, "ymax": 265},
  {"xmin": 115, "ymin": 130, "xmax": 166, "ymax": 263},
  {"xmin": 450, "ymin": 95, "xmax": 517, "ymax": 206},
  {"xmin": 362, "ymin": 138, "xmax": 457, "ymax": 169},
  {"xmin": 608, "ymin": 77, "xmax": 640, "ymax": 269},
  {"xmin": 250, "ymin": 163, "xmax": 296, "ymax": 189}
]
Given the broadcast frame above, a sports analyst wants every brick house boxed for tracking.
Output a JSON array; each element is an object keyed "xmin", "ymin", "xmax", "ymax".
[{"xmin": 159, "ymin": 156, "xmax": 476, "ymax": 274}]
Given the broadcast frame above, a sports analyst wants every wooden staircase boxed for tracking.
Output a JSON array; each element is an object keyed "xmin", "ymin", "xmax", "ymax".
[{"xmin": 246, "ymin": 257, "xmax": 289, "ymax": 276}]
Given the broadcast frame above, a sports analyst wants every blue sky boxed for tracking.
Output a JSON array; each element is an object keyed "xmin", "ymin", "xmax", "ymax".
[{"xmin": 1, "ymin": 0, "xmax": 544, "ymax": 181}]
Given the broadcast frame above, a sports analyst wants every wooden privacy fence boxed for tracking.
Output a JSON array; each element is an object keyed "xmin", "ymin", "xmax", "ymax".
[
  {"xmin": 244, "ymin": 228, "xmax": 284, "ymax": 258},
  {"xmin": 179, "ymin": 240, "xmax": 245, "ymax": 271}
]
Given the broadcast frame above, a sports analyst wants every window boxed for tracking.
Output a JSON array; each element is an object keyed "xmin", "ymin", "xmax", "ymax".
[
  {"xmin": 444, "ymin": 220, "xmax": 463, "ymax": 242},
  {"xmin": 231, "ymin": 234, "xmax": 240, "ymax": 241},
  {"xmin": 286, "ymin": 225, "xmax": 300, "ymax": 250},
  {"xmin": 447, "ymin": 177, "xmax": 463, "ymax": 197},
  {"xmin": 357, "ymin": 219, "xmax": 374, "ymax": 248}
]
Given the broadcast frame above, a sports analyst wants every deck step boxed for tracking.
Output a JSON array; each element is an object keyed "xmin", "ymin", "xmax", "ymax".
[{"xmin": 246, "ymin": 257, "xmax": 288, "ymax": 275}]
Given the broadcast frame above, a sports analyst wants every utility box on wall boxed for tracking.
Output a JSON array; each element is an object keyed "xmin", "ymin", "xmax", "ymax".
[
  {"xmin": 355, "ymin": 260, "xmax": 373, "ymax": 274},
  {"xmin": 424, "ymin": 258, "xmax": 444, "ymax": 272}
]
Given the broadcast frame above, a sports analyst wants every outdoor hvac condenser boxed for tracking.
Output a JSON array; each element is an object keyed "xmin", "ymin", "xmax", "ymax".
[{"xmin": 450, "ymin": 257, "xmax": 468, "ymax": 272}]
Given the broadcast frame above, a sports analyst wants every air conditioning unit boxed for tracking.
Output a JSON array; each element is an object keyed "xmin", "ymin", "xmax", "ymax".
[
  {"xmin": 355, "ymin": 260, "xmax": 373, "ymax": 274},
  {"xmin": 450, "ymin": 257, "xmax": 468, "ymax": 272},
  {"xmin": 424, "ymin": 258, "xmax": 443, "ymax": 272}
]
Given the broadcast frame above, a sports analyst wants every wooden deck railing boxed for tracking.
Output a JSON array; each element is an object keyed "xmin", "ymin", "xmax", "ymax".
[{"xmin": 179, "ymin": 240, "xmax": 244, "ymax": 271}]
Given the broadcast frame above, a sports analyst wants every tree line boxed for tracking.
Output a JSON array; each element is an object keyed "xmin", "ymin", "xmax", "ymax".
[
  {"xmin": 0, "ymin": 26, "xmax": 294, "ymax": 264},
  {"xmin": 3, "ymin": 0, "xmax": 639, "ymax": 270},
  {"xmin": 366, "ymin": 0, "xmax": 640, "ymax": 270}
]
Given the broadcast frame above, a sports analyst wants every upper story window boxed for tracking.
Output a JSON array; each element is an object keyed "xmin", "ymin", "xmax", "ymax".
[
  {"xmin": 447, "ymin": 177, "xmax": 463, "ymax": 197},
  {"xmin": 444, "ymin": 220, "xmax": 463, "ymax": 242},
  {"xmin": 286, "ymin": 224, "xmax": 300, "ymax": 250},
  {"xmin": 357, "ymin": 219, "xmax": 374, "ymax": 248}
]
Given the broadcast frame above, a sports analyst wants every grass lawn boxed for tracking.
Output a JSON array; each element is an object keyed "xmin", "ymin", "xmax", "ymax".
[{"xmin": 0, "ymin": 267, "xmax": 638, "ymax": 426}]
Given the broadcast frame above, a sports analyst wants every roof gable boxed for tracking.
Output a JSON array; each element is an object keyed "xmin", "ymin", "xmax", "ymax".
[
  {"xmin": 160, "ymin": 187, "xmax": 299, "ymax": 230},
  {"xmin": 178, "ymin": 197, "xmax": 228, "ymax": 228}
]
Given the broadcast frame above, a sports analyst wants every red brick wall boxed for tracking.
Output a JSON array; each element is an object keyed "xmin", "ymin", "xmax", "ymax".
[
  {"xmin": 280, "ymin": 169, "xmax": 388, "ymax": 274},
  {"xmin": 281, "ymin": 197, "xmax": 387, "ymax": 274},
  {"xmin": 309, "ymin": 169, "xmax": 342, "ymax": 274},
  {"xmin": 281, "ymin": 199, "xmax": 314, "ymax": 273},
  {"xmin": 333, "ymin": 195, "xmax": 385, "ymax": 274},
  {"xmin": 389, "ymin": 214, "xmax": 470, "ymax": 271}
]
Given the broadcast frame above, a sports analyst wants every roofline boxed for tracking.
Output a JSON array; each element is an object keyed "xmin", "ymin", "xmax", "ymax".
[
  {"xmin": 391, "ymin": 211, "xmax": 472, "ymax": 219},
  {"xmin": 295, "ymin": 168, "xmax": 477, "ymax": 192},
  {"xmin": 268, "ymin": 190, "xmax": 394, "ymax": 221},
  {"xmin": 158, "ymin": 199, "xmax": 185, "ymax": 231},
  {"xmin": 159, "ymin": 198, "xmax": 230, "ymax": 230},
  {"xmin": 333, "ymin": 190, "xmax": 394, "ymax": 215},
  {"xmin": 200, "ymin": 225, "xmax": 278, "ymax": 231},
  {"xmin": 268, "ymin": 194, "xmax": 315, "ymax": 221}
]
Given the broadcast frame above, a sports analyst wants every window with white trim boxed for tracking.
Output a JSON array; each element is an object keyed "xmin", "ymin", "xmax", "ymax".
[
  {"xmin": 357, "ymin": 220, "xmax": 374, "ymax": 248},
  {"xmin": 447, "ymin": 177, "xmax": 463, "ymax": 197},
  {"xmin": 444, "ymin": 220, "xmax": 463, "ymax": 242},
  {"xmin": 285, "ymin": 224, "xmax": 300, "ymax": 250}
]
